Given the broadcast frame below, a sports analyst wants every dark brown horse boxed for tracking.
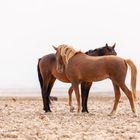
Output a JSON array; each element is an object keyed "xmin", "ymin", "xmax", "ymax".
[
  {"xmin": 54, "ymin": 45, "xmax": 137, "ymax": 116},
  {"xmin": 37, "ymin": 44, "xmax": 117, "ymax": 112}
]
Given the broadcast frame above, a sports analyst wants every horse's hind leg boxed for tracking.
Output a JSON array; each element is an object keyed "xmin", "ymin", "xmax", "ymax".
[
  {"xmin": 68, "ymin": 86, "xmax": 74, "ymax": 112},
  {"xmin": 120, "ymin": 83, "xmax": 137, "ymax": 116},
  {"xmin": 48, "ymin": 76, "xmax": 56, "ymax": 104},
  {"xmin": 42, "ymin": 84, "xmax": 50, "ymax": 112},
  {"xmin": 42, "ymin": 75, "xmax": 55, "ymax": 112},
  {"xmin": 110, "ymin": 82, "xmax": 121, "ymax": 115}
]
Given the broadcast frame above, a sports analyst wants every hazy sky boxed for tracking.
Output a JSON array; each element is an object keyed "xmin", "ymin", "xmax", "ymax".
[{"xmin": 0, "ymin": 0, "xmax": 140, "ymax": 91}]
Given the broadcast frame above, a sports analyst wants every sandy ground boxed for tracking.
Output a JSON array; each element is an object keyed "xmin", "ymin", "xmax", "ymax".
[{"xmin": 0, "ymin": 94, "xmax": 140, "ymax": 140}]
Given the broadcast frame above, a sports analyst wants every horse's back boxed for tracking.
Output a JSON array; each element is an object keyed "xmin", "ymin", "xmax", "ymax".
[
  {"xmin": 39, "ymin": 53, "xmax": 56, "ymax": 64},
  {"xmin": 69, "ymin": 53, "xmax": 124, "ymax": 69}
]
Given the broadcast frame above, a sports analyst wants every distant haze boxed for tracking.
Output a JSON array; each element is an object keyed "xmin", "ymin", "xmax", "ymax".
[{"xmin": 0, "ymin": 0, "xmax": 140, "ymax": 92}]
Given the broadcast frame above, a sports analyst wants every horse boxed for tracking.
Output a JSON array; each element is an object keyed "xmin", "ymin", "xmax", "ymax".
[
  {"xmin": 37, "ymin": 44, "xmax": 117, "ymax": 112},
  {"xmin": 53, "ymin": 44, "xmax": 137, "ymax": 116}
]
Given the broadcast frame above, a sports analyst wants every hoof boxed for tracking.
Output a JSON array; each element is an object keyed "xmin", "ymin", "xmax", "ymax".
[
  {"xmin": 44, "ymin": 109, "xmax": 52, "ymax": 113},
  {"xmin": 133, "ymin": 112, "xmax": 138, "ymax": 117},
  {"xmin": 82, "ymin": 109, "xmax": 86, "ymax": 112},
  {"xmin": 108, "ymin": 113, "xmax": 112, "ymax": 116},
  {"xmin": 77, "ymin": 108, "xmax": 81, "ymax": 113},
  {"xmin": 70, "ymin": 106, "xmax": 74, "ymax": 112},
  {"xmin": 82, "ymin": 109, "xmax": 89, "ymax": 113},
  {"xmin": 108, "ymin": 110, "xmax": 117, "ymax": 116}
]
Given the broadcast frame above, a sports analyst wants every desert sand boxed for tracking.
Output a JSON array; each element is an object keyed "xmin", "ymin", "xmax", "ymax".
[{"xmin": 0, "ymin": 92, "xmax": 140, "ymax": 140}]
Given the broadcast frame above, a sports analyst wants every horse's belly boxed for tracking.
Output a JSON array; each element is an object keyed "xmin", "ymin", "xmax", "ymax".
[
  {"xmin": 92, "ymin": 75, "xmax": 109, "ymax": 82},
  {"xmin": 83, "ymin": 74, "xmax": 109, "ymax": 82}
]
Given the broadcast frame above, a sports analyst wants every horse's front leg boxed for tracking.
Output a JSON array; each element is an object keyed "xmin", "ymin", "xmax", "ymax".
[
  {"xmin": 81, "ymin": 82, "xmax": 92, "ymax": 113},
  {"xmin": 68, "ymin": 86, "xmax": 74, "ymax": 112},
  {"xmin": 71, "ymin": 82, "xmax": 81, "ymax": 112}
]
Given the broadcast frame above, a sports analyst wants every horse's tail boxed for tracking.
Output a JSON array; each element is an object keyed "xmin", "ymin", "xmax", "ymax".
[
  {"xmin": 37, "ymin": 58, "xmax": 43, "ymax": 90},
  {"xmin": 125, "ymin": 59, "xmax": 137, "ymax": 100}
]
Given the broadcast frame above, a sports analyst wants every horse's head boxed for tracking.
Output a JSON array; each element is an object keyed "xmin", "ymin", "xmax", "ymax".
[
  {"xmin": 103, "ymin": 43, "xmax": 117, "ymax": 56},
  {"xmin": 85, "ymin": 43, "xmax": 117, "ymax": 56},
  {"xmin": 53, "ymin": 45, "xmax": 65, "ymax": 73},
  {"xmin": 53, "ymin": 44, "xmax": 77, "ymax": 73}
]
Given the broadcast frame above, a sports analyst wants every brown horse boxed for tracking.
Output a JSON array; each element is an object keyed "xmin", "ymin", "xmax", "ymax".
[
  {"xmin": 38, "ymin": 44, "xmax": 117, "ymax": 112},
  {"xmin": 54, "ymin": 45, "xmax": 137, "ymax": 116}
]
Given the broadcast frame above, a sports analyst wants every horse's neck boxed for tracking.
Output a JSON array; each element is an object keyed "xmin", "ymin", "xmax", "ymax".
[{"xmin": 63, "ymin": 50, "xmax": 76, "ymax": 64}]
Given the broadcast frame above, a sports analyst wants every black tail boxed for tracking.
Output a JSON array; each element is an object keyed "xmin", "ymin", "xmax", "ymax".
[{"xmin": 37, "ymin": 58, "xmax": 43, "ymax": 90}]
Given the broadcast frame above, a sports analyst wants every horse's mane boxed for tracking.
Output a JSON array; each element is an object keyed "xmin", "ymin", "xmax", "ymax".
[{"xmin": 58, "ymin": 44, "xmax": 79, "ymax": 64}]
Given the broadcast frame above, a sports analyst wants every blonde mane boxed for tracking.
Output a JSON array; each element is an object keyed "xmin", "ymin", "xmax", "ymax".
[{"xmin": 57, "ymin": 44, "xmax": 77, "ymax": 64}]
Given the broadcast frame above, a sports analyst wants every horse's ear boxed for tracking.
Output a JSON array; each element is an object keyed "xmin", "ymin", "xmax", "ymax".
[
  {"xmin": 112, "ymin": 43, "xmax": 116, "ymax": 49},
  {"xmin": 106, "ymin": 43, "xmax": 108, "ymax": 47},
  {"xmin": 52, "ymin": 45, "xmax": 57, "ymax": 51}
]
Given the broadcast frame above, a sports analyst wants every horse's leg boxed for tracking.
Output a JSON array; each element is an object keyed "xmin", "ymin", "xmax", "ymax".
[
  {"xmin": 81, "ymin": 82, "xmax": 92, "ymax": 113},
  {"xmin": 42, "ymin": 83, "xmax": 50, "ymax": 112},
  {"xmin": 68, "ymin": 86, "xmax": 73, "ymax": 106},
  {"xmin": 81, "ymin": 83, "xmax": 86, "ymax": 112},
  {"xmin": 71, "ymin": 81, "xmax": 80, "ymax": 112},
  {"xmin": 38, "ymin": 60, "xmax": 48, "ymax": 112},
  {"xmin": 84, "ymin": 82, "xmax": 92, "ymax": 113},
  {"xmin": 48, "ymin": 76, "xmax": 56, "ymax": 104},
  {"xmin": 120, "ymin": 83, "xmax": 137, "ymax": 116},
  {"xmin": 110, "ymin": 82, "xmax": 121, "ymax": 115},
  {"xmin": 42, "ymin": 75, "xmax": 53, "ymax": 112},
  {"xmin": 68, "ymin": 86, "xmax": 74, "ymax": 112}
]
